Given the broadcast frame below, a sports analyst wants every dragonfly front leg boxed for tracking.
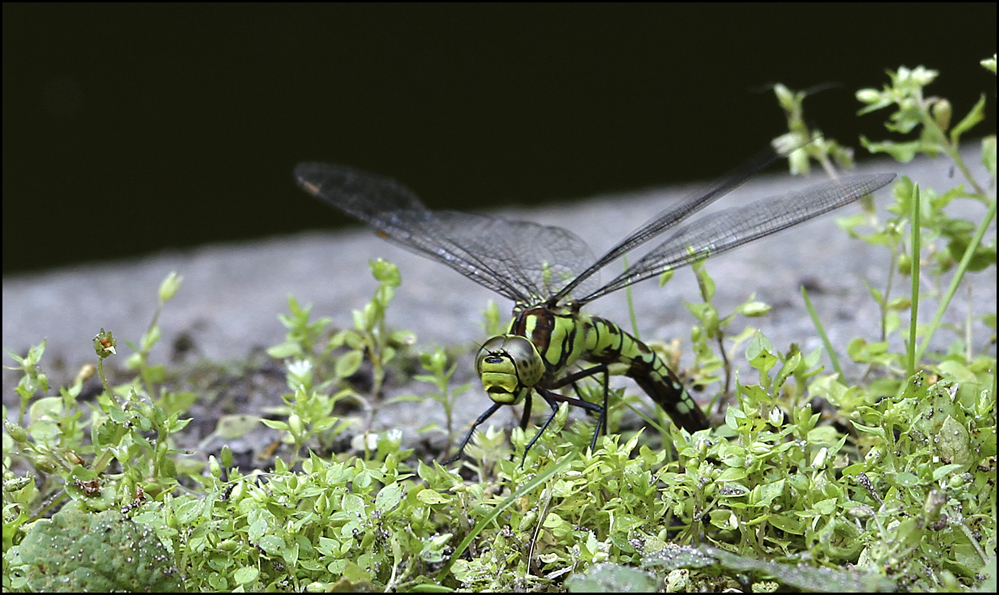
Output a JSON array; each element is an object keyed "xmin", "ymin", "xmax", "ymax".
[
  {"xmin": 550, "ymin": 364, "xmax": 611, "ymax": 448},
  {"xmin": 524, "ymin": 385, "xmax": 606, "ymax": 465},
  {"xmin": 519, "ymin": 388, "xmax": 562, "ymax": 467},
  {"xmin": 445, "ymin": 402, "xmax": 504, "ymax": 465},
  {"xmin": 519, "ymin": 391, "xmax": 533, "ymax": 430}
]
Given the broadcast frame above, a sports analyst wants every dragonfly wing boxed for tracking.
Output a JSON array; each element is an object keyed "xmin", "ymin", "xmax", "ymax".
[
  {"xmin": 552, "ymin": 146, "xmax": 789, "ymax": 302},
  {"xmin": 295, "ymin": 162, "xmax": 597, "ymax": 303},
  {"xmin": 428, "ymin": 212, "xmax": 599, "ymax": 302},
  {"xmin": 583, "ymin": 173, "xmax": 897, "ymax": 300}
]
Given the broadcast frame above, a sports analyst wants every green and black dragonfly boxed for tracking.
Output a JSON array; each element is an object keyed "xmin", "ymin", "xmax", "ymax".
[{"xmin": 294, "ymin": 146, "xmax": 895, "ymax": 464}]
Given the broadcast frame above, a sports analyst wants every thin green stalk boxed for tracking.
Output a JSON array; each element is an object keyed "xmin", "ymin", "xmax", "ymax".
[
  {"xmin": 914, "ymin": 196, "xmax": 997, "ymax": 365},
  {"xmin": 801, "ymin": 286, "xmax": 844, "ymax": 380},
  {"xmin": 920, "ymin": 108, "xmax": 989, "ymax": 200},
  {"xmin": 96, "ymin": 356, "xmax": 118, "ymax": 407},
  {"xmin": 907, "ymin": 185, "xmax": 921, "ymax": 377},
  {"xmin": 879, "ymin": 248, "xmax": 898, "ymax": 344}
]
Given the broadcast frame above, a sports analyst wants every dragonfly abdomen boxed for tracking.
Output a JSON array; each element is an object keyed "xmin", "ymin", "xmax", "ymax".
[{"xmin": 581, "ymin": 316, "xmax": 709, "ymax": 433}]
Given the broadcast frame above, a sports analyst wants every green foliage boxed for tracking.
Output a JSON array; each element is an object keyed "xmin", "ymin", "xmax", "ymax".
[
  {"xmin": 682, "ymin": 256, "xmax": 772, "ymax": 401},
  {"xmin": 772, "ymin": 82, "xmax": 858, "ymax": 177},
  {"xmin": 4, "ymin": 273, "xmax": 193, "ymax": 515},
  {"xmin": 701, "ymin": 339, "xmax": 994, "ymax": 590},
  {"xmin": 269, "ymin": 258, "xmax": 416, "ymax": 398},
  {"xmin": 13, "ymin": 506, "xmax": 182, "ymax": 592},
  {"xmin": 395, "ymin": 346, "xmax": 471, "ymax": 455},
  {"xmin": 140, "ymin": 448, "xmax": 460, "ymax": 591},
  {"xmin": 4, "ymin": 272, "xmax": 195, "ymax": 591},
  {"xmin": 266, "ymin": 258, "xmax": 417, "ymax": 462},
  {"xmin": 257, "ymin": 355, "xmax": 354, "ymax": 467},
  {"xmin": 479, "ymin": 299, "xmax": 505, "ymax": 338},
  {"xmin": 852, "ymin": 65, "xmax": 996, "ymax": 378},
  {"xmin": 3, "ymin": 59, "xmax": 996, "ymax": 592}
]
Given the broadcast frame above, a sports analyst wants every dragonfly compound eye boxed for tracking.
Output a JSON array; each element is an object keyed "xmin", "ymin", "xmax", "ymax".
[{"xmin": 476, "ymin": 336, "xmax": 544, "ymax": 404}]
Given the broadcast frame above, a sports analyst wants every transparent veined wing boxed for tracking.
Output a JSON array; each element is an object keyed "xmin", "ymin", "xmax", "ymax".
[
  {"xmin": 578, "ymin": 173, "xmax": 896, "ymax": 302},
  {"xmin": 294, "ymin": 162, "xmax": 600, "ymax": 303}
]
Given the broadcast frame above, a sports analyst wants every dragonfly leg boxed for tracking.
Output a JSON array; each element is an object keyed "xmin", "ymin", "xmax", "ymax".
[
  {"xmin": 445, "ymin": 402, "xmax": 504, "ymax": 465},
  {"xmin": 550, "ymin": 363, "xmax": 609, "ymax": 389},
  {"xmin": 504, "ymin": 393, "xmax": 538, "ymax": 464},
  {"xmin": 537, "ymin": 386, "xmax": 606, "ymax": 458},
  {"xmin": 519, "ymin": 391, "xmax": 534, "ymax": 430},
  {"xmin": 550, "ymin": 364, "xmax": 610, "ymax": 451},
  {"xmin": 520, "ymin": 389, "xmax": 562, "ymax": 468}
]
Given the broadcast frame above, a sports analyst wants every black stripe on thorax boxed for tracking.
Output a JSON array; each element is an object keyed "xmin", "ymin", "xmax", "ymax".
[{"xmin": 511, "ymin": 306, "xmax": 580, "ymax": 372}]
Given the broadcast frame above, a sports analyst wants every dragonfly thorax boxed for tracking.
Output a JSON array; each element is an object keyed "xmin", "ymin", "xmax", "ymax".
[{"xmin": 476, "ymin": 335, "xmax": 545, "ymax": 405}]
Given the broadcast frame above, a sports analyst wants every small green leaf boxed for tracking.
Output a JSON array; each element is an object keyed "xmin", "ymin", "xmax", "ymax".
[
  {"xmin": 336, "ymin": 349, "xmax": 364, "ymax": 379},
  {"xmin": 370, "ymin": 258, "xmax": 401, "ymax": 286},
  {"xmin": 747, "ymin": 332, "xmax": 777, "ymax": 373},
  {"xmin": 860, "ymin": 137, "xmax": 922, "ymax": 162},
  {"xmin": 767, "ymin": 513, "xmax": 804, "ymax": 535},
  {"xmin": 258, "ymin": 534, "xmax": 286, "ymax": 556},
  {"xmin": 417, "ymin": 490, "xmax": 451, "ymax": 505},
  {"xmin": 375, "ymin": 483, "xmax": 405, "ymax": 513},
  {"xmin": 981, "ymin": 135, "xmax": 996, "ymax": 175},
  {"xmin": 215, "ymin": 414, "xmax": 261, "ymax": 439},
  {"xmin": 233, "ymin": 567, "xmax": 259, "ymax": 585},
  {"xmin": 260, "ymin": 419, "xmax": 289, "ymax": 431},
  {"xmin": 267, "ymin": 341, "xmax": 304, "ymax": 358},
  {"xmin": 739, "ymin": 301, "xmax": 771, "ymax": 317},
  {"xmin": 950, "ymin": 94, "xmax": 986, "ymax": 143}
]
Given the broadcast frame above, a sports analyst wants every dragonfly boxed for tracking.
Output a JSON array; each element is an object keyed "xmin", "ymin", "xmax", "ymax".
[{"xmin": 294, "ymin": 146, "xmax": 895, "ymax": 465}]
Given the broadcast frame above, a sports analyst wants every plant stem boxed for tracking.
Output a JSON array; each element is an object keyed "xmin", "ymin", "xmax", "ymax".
[{"xmin": 907, "ymin": 185, "xmax": 921, "ymax": 377}]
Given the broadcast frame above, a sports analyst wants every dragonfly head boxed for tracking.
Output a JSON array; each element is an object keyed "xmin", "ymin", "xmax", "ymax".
[{"xmin": 476, "ymin": 335, "xmax": 544, "ymax": 405}]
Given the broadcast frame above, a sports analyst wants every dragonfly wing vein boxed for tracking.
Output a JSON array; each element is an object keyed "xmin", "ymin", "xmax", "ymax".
[
  {"xmin": 295, "ymin": 162, "xmax": 599, "ymax": 302},
  {"xmin": 581, "ymin": 173, "xmax": 896, "ymax": 301}
]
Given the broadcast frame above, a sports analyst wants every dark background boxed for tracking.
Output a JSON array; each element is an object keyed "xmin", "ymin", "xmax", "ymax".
[{"xmin": 3, "ymin": 4, "xmax": 995, "ymax": 274}]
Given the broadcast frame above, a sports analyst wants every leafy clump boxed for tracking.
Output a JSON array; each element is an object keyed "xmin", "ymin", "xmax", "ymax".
[{"xmin": 16, "ymin": 506, "xmax": 182, "ymax": 593}]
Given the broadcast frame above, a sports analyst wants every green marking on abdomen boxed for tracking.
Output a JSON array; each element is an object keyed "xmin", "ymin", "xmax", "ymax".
[{"xmin": 582, "ymin": 315, "xmax": 708, "ymax": 433}]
